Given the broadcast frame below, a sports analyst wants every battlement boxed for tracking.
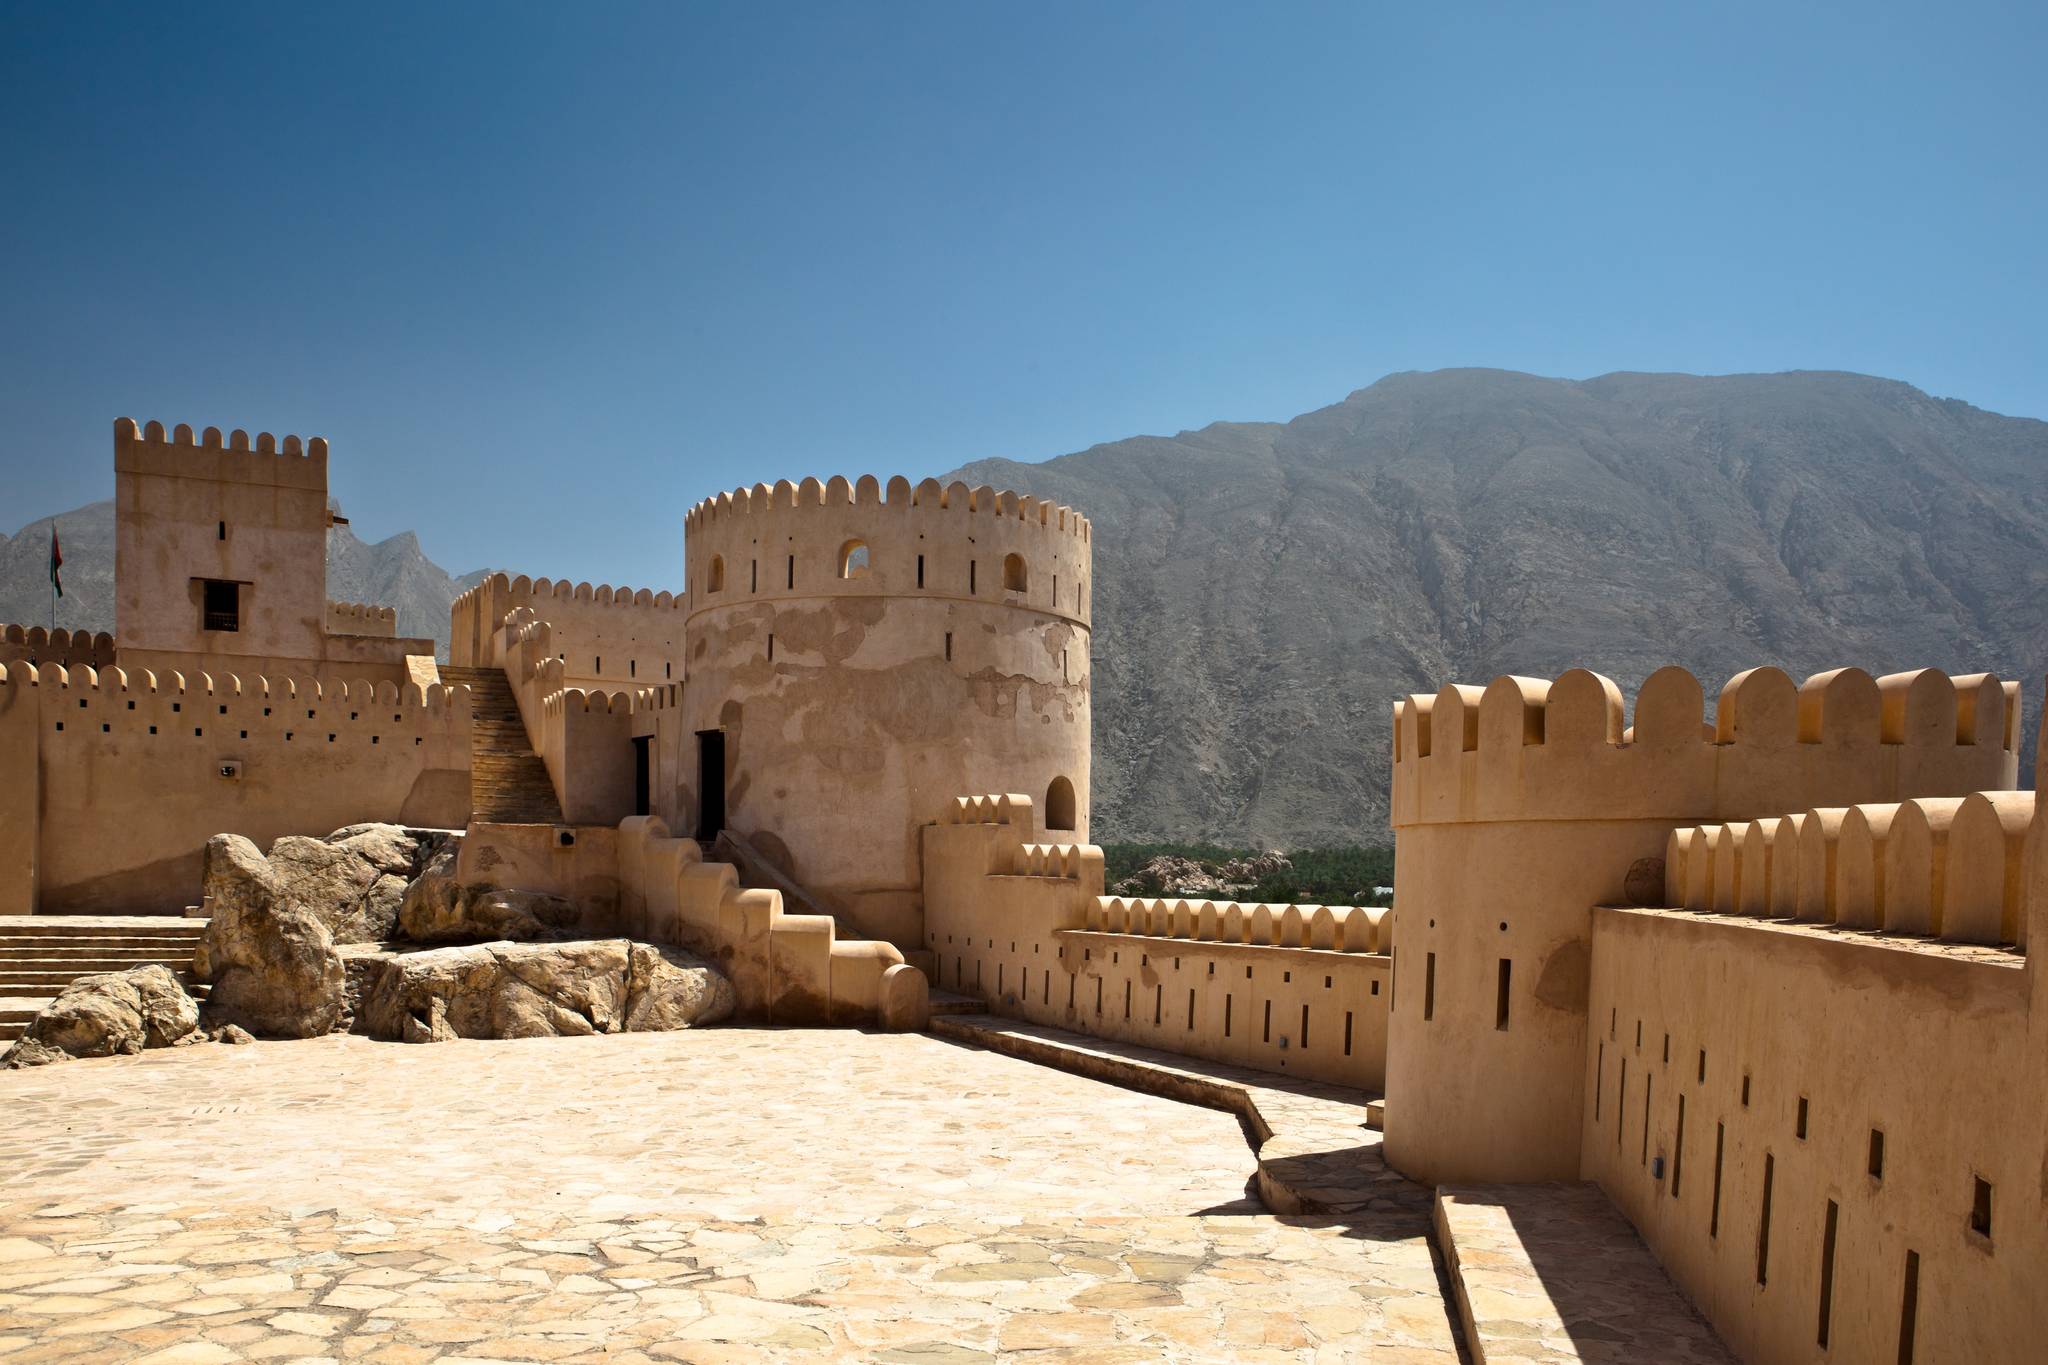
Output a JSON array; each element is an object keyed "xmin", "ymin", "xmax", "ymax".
[
  {"xmin": 0, "ymin": 626, "xmax": 116, "ymax": 669},
  {"xmin": 1089, "ymin": 896, "xmax": 1392, "ymax": 954},
  {"xmin": 449, "ymin": 574, "xmax": 687, "ymax": 686},
  {"xmin": 1664, "ymin": 788, "xmax": 2037, "ymax": 948},
  {"xmin": 684, "ymin": 476, "xmax": 1092, "ymax": 626},
  {"xmin": 1391, "ymin": 664, "xmax": 2022, "ymax": 827},
  {"xmin": 686, "ymin": 475, "xmax": 1091, "ymax": 540},
  {"xmin": 325, "ymin": 601, "xmax": 397, "ymax": 637},
  {"xmin": 113, "ymin": 417, "xmax": 329, "ymax": 489},
  {"xmin": 0, "ymin": 657, "xmax": 470, "ymax": 722},
  {"xmin": 454, "ymin": 572, "xmax": 686, "ymax": 617}
]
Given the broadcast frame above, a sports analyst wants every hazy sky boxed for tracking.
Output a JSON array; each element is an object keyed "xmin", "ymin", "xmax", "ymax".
[{"xmin": 4, "ymin": 2, "xmax": 2042, "ymax": 587}]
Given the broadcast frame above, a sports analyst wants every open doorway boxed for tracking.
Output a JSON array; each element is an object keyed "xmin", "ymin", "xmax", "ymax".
[
  {"xmin": 694, "ymin": 730, "xmax": 726, "ymax": 841},
  {"xmin": 632, "ymin": 736, "xmax": 651, "ymax": 818}
]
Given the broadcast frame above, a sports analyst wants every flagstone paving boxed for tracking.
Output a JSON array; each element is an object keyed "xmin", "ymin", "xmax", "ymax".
[{"xmin": 0, "ymin": 1030, "xmax": 1461, "ymax": 1362}]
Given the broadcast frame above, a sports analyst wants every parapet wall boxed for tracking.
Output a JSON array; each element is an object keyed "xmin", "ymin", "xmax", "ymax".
[
  {"xmin": 685, "ymin": 475, "xmax": 1091, "ymax": 626},
  {"xmin": 1664, "ymin": 790, "xmax": 2038, "ymax": 948},
  {"xmin": 326, "ymin": 601, "xmax": 397, "ymax": 638},
  {"xmin": 114, "ymin": 417, "xmax": 330, "ymax": 488},
  {"xmin": 1392, "ymin": 665, "xmax": 2021, "ymax": 828},
  {"xmin": 0, "ymin": 659, "xmax": 471, "ymax": 914},
  {"xmin": 451, "ymin": 572, "xmax": 686, "ymax": 689},
  {"xmin": 923, "ymin": 794, "xmax": 1392, "ymax": 1089},
  {"xmin": 1583, "ymin": 906, "xmax": 2039, "ymax": 1363},
  {"xmin": 0, "ymin": 626, "xmax": 116, "ymax": 671}
]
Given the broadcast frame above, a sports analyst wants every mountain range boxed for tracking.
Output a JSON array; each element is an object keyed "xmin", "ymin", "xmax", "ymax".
[{"xmin": 6, "ymin": 369, "xmax": 2043, "ymax": 844}]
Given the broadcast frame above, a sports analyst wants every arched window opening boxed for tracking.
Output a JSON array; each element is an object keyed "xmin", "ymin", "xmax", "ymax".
[
  {"xmin": 839, "ymin": 539, "xmax": 870, "ymax": 579},
  {"xmin": 1045, "ymin": 775, "xmax": 1076, "ymax": 832},
  {"xmin": 706, "ymin": 555, "xmax": 725, "ymax": 593},
  {"xmin": 1003, "ymin": 553, "xmax": 1028, "ymax": 593}
]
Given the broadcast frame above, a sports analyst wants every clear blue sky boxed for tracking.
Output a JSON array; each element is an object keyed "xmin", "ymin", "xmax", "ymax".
[{"xmin": 4, "ymin": 2, "xmax": 2043, "ymax": 587}]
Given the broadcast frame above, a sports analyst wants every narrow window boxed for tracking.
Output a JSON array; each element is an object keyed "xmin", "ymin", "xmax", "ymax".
[
  {"xmin": 1224, "ymin": 994, "xmax": 1232, "ymax": 1037},
  {"xmin": 969, "ymin": 560, "xmax": 977, "ymax": 594},
  {"xmin": 1797, "ymin": 1097, "xmax": 1809, "ymax": 1140},
  {"xmin": 1045, "ymin": 776, "xmax": 1076, "ymax": 831},
  {"xmin": 1635, "ymin": 1020, "xmax": 1643, "ymax": 1048},
  {"xmin": 1343, "ymin": 1011, "xmax": 1354, "ymax": 1056},
  {"xmin": 1610, "ymin": 1006, "xmax": 1617, "ymax": 1039},
  {"xmin": 1003, "ymin": 553, "xmax": 1027, "ymax": 592},
  {"xmin": 595, "ymin": 655, "xmax": 602, "ymax": 674},
  {"xmin": 1423, "ymin": 953, "xmax": 1436, "ymax": 1021},
  {"xmin": 750, "ymin": 559, "xmax": 757, "ymax": 592},
  {"xmin": 1095, "ymin": 978, "xmax": 1103, "ymax": 1013},
  {"xmin": 1263, "ymin": 999, "xmax": 1272, "ymax": 1043},
  {"xmin": 1186, "ymin": 988, "xmax": 1194, "ymax": 1029},
  {"xmin": 766, "ymin": 634, "xmax": 774, "ymax": 662},
  {"xmin": 1970, "ymin": 1176, "xmax": 1992, "ymax": 1239},
  {"xmin": 1595, "ymin": 1042, "xmax": 1605, "ymax": 1118},
  {"xmin": 1868, "ymin": 1128, "xmax": 1885, "ymax": 1180},
  {"xmin": 1495, "ymin": 958, "xmax": 1512, "ymax": 1030},
  {"xmin": 1672, "ymin": 1095, "xmax": 1686, "ymax": 1196},
  {"xmin": 1663, "ymin": 1033, "xmax": 1670, "ymax": 1063},
  {"xmin": 1698, "ymin": 1049, "xmax": 1707, "ymax": 1084},
  {"xmin": 1757, "ymin": 1153, "xmax": 1775, "ymax": 1285},
  {"xmin": 1617, "ymin": 1061, "xmax": 1627, "ymax": 1147},
  {"xmin": 1153, "ymin": 983, "xmax": 1162, "ymax": 1026},
  {"xmin": 216, "ymin": 520, "xmax": 226, "ymax": 541},
  {"xmin": 707, "ymin": 556, "xmax": 725, "ymax": 593},
  {"xmin": 944, "ymin": 631, "xmax": 953, "ymax": 661},
  {"xmin": 786, "ymin": 555, "xmax": 794, "ymax": 589},
  {"xmin": 201, "ymin": 579, "xmax": 240, "ymax": 632},
  {"xmin": 1123, "ymin": 980, "xmax": 1131, "ymax": 1020},
  {"xmin": 1642, "ymin": 1073, "xmax": 1653, "ymax": 1164},
  {"xmin": 1300, "ymin": 1003, "xmax": 1310, "ymax": 1048},
  {"xmin": 1897, "ymin": 1251, "xmax": 1920, "ymax": 1365},
  {"xmin": 1742, "ymin": 1073, "xmax": 1752, "ymax": 1107},
  {"xmin": 916, "ymin": 553, "xmax": 925, "ymax": 588},
  {"xmin": 1817, "ymin": 1199, "xmax": 1840, "ymax": 1348},
  {"xmin": 629, "ymin": 659, "xmax": 636, "ymax": 677},
  {"xmin": 1711, "ymin": 1122, "xmax": 1725, "ymax": 1236}
]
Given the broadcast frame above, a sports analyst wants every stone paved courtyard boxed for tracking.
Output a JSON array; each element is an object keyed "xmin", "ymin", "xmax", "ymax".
[{"xmin": 0, "ymin": 1030, "xmax": 1460, "ymax": 1362}]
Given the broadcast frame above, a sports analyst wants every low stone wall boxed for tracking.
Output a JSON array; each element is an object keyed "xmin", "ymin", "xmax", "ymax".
[{"xmin": 923, "ymin": 793, "xmax": 1392, "ymax": 1090}]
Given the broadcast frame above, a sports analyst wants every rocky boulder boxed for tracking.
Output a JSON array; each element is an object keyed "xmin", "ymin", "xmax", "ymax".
[
  {"xmin": 1, "ymin": 965, "xmax": 200, "ymax": 1068},
  {"xmin": 398, "ymin": 841, "xmax": 579, "ymax": 944},
  {"xmin": 357, "ymin": 939, "xmax": 733, "ymax": 1044},
  {"xmin": 196, "ymin": 834, "xmax": 349, "ymax": 1038}
]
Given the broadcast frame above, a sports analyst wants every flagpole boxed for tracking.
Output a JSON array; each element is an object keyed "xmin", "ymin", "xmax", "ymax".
[{"xmin": 49, "ymin": 520, "xmax": 56, "ymax": 633}]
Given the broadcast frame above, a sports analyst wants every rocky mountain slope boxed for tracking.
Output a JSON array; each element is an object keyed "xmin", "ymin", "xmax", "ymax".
[
  {"xmin": 8, "ymin": 369, "xmax": 2042, "ymax": 844},
  {"xmin": 0, "ymin": 499, "xmax": 484, "ymax": 656},
  {"xmin": 944, "ymin": 369, "xmax": 2048, "ymax": 844}
]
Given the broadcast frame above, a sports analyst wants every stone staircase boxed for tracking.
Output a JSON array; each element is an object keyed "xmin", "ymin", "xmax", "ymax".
[
  {"xmin": 441, "ymin": 664, "xmax": 565, "ymax": 824},
  {"xmin": 0, "ymin": 916, "xmax": 210, "ymax": 1042}
]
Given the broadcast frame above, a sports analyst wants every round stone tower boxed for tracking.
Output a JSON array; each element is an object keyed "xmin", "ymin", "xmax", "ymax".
[{"xmin": 681, "ymin": 474, "xmax": 1091, "ymax": 953}]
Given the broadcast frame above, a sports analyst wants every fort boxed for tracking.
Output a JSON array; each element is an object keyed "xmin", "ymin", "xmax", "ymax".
[{"xmin": 0, "ymin": 416, "xmax": 2041, "ymax": 1361}]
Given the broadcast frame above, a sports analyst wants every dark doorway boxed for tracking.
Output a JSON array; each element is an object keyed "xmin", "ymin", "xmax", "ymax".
[
  {"xmin": 695, "ymin": 729, "xmax": 726, "ymax": 841},
  {"xmin": 632, "ymin": 736, "xmax": 651, "ymax": 818}
]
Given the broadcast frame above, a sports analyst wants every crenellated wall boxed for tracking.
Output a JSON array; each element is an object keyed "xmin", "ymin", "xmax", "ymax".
[
  {"xmin": 0, "ymin": 626, "xmax": 117, "ymax": 671},
  {"xmin": 451, "ymin": 572, "xmax": 685, "ymax": 691},
  {"xmin": 923, "ymin": 794, "xmax": 1392, "ymax": 1089},
  {"xmin": 326, "ymin": 601, "xmax": 397, "ymax": 638},
  {"xmin": 0, "ymin": 659, "xmax": 471, "ymax": 915},
  {"xmin": 682, "ymin": 476, "xmax": 1091, "ymax": 953},
  {"xmin": 1386, "ymin": 663, "xmax": 2023, "ymax": 1186},
  {"xmin": 615, "ymin": 814, "xmax": 927, "ymax": 1028}
]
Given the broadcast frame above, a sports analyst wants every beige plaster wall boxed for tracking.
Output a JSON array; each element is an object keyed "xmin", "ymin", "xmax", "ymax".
[
  {"xmin": 1385, "ymin": 664, "xmax": 2023, "ymax": 1187},
  {"xmin": 1582, "ymin": 907, "xmax": 2040, "ymax": 1365},
  {"xmin": 922, "ymin": 795, "xmax": 1392, "ymax": 1090},
  {"xmin": 0, "ymin": 660, "xmax": 471, "ymax": 915},
  {"xmin": 327, "ymin": 601, "xmax": 397, "ymax": 638},
  {"xmin": 682, "ymin": 476, "xmax": 1091, "ymax": 952},
  {"xmin": 458, "ymin": 823, "xmax": 622, "ymax": 935}
]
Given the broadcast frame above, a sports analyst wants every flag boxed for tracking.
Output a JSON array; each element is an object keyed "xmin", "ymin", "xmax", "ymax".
[{"xmin": 49, "ymin": 527, "xmax": 62, "ymax": 598}]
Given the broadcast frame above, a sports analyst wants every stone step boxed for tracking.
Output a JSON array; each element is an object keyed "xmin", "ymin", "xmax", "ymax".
[
  {"xmin": 0, "ymin": 939, "xmax": 203, "ymax": 953},
  {"xmin": 0, "ymin": 916, "xmax": 205, "ymax": 934},
  {"xmin": 0, "ymin": 945, "xmax": 201, "ymax": 960},
  {"xmin": 0, "ymin": 967, "xmax": 205, "ymax": 985},
  {"xmin": 1434, "ymin": 1184, "xmax": 1738, "ymax": 1364},
  {"xmin": 927, "ymin": 989, "xmax": 988, "ymax": 1017}
]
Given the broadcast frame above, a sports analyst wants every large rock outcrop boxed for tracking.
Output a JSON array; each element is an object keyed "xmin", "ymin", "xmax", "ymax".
[
  {"xmin": 2, "ymin": 965, "xmax": 200, "ymax": 1068},
  {"xmin": 397, "ymin": 841, "xmax": 579, "ymax": 944},
  {"xmin": 357, "ymin": 939, "xmax": 733, "ymax": 1044},
  {"xmin": 195, "ymin": 834, "xmax": 349, "ymax": 1038}
]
